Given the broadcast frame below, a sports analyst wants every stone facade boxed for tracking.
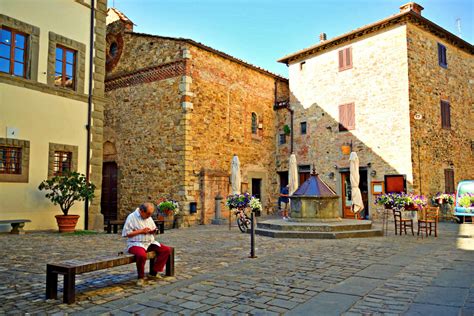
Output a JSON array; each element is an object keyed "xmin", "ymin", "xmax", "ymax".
[
  {"xmin": 407, "ymin": 23, "xmax": 474, "ymax": 195},
  {"xmin": 104, "ymin": 20, "xmax": 288, "ymax": 225},
  {"xmin": 278, "ymin": 4, "xmax": 473, "ymax": 219},
  {"xmin": 0, "ymin": 0, "xmax": 107, "ymax": 231}
]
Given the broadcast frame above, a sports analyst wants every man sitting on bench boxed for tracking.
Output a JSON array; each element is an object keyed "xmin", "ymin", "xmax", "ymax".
[{"xmin": 122, "ymin": 202, "xmax": 172, "ymax": 286}]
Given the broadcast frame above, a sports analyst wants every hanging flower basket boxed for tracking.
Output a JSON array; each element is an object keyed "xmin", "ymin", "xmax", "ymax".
[{"xmin": 341, "ymin": 144, "xmax": 351, "ymax": 155}]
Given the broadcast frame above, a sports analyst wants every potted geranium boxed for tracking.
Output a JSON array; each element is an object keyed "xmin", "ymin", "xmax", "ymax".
[
  {"xmin": 432, "ymin": 192, "xmax": 455, "ymax": 206},
  {"xmin": 38, "ymin": 172, "xmax": 95, "ymax": 233}
]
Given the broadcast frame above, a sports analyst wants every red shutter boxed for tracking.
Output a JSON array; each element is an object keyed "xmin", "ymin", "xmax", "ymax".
[
  {"xmin": 345, "ymin": 47, "xmax": 352, "ymax": 68},
  {"xmin": 338, "ymin": 50, "xmax": 344, "ymax": 70}
]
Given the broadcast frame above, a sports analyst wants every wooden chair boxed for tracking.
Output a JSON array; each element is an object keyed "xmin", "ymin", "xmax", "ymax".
[
  {"xmin": 393, "ymin": 209, "xmax": 414, "ymax": 235},
  {"xmin": 418, "ymin": 206, "xmax": 439, "ymax": 237}
]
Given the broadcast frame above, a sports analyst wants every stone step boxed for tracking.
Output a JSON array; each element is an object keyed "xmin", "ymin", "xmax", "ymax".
[
  {"xmin": 256, "ymin": 220, "xmax": 373, "ymax": 232},
  {"xmin": 255, "ymin": 227, "xmax": 383, "ymax": 239}
]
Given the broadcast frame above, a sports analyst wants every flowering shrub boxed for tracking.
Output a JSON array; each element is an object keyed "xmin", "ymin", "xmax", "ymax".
[
  {"xmin": 432, "ymin": 192, "xmax": 455, "ymax": 205},
  {"xmin": 249, "ymin": 197, "xmax": 262, "ymax": 211},
  {"xmin": 157, "ymin": 198, "xmax": 180, "ymax": 216},
  {"xmin": 226, "ymin": 193, "xmax": 252, "ymax": 209},
  {"xmin": 374, "ymin": 193, "xmax": 427, "ymax": 209},
  {"xmin": 459, "ymin": 193, "xmax": 474, "ymax": 208}
]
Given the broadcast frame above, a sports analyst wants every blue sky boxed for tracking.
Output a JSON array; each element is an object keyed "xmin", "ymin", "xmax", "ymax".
[{"xmin": 108, "ymin": 0, "xmax": 473, "ymax": 77}]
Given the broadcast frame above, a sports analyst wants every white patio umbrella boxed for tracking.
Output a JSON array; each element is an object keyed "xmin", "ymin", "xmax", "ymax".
[
  {"xmin": 288, "ymin": 153, "xmax": 298, "ymax": 195},
  {"xmin": 349, "ymin": 152, "xmax": 364, "ymax": 216},
  {"xmin": 230, "ymin": 155, "xmax": 241, "ymax": 194}
]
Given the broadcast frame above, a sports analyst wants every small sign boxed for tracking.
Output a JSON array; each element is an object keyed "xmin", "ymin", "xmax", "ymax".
[{"xmin": 7, "ymin": 127, "xmax": 19, "ymax": 139}]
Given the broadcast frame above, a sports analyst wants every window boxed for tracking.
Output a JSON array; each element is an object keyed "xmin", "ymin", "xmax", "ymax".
[
  {"xmin": 55, "ymin": 45, "xmax": 76, "ymax": 89},
  {"xmin": 338, "ymin": 47, "xmax": 352, "ymax": 71},
  {"xmin": 0, "ymin": 146, "xmax": 22, "ymax": 174},
  {"xmin": 251, "ymin": 112, "xmax": 257, "ymax": 134},
  {"xmin": 53, "ymin": 151, "xmax": 72, "ymax": 176},
  {"xmin": 444, "ymin": 169, "xmax": 455, "ymax": 193},
  {"xmin": 339, "ymin": 103, "xmax": 355, "ymax": 132},
  {"xmin": 300, "ymin": 122, "xmax": 307, "ymax": 135},
  {"xmin": 0, "ymin": 27, "xmax": 28, "ymax": 77},
  {"xmin": 440, "ymin": 100, "xmax": 451, "ymax": 129},
  {"xmin": 279, "ymin": 134, "xmax": 286, "ymax": 145},
  {"xmin": 48, "ymin": 143, "xmax": 78, "ymax": 178},
  {"xmin": 438, "ymin": 43, "xmax": 447, "ymax": 68},
  {"xmin": 0, "ymin": 138, "xmax": 30, "ymax": 183}
]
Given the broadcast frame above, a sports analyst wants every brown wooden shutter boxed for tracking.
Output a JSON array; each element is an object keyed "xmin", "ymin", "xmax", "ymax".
[
  {"xmin": 338, "ymin": 50, "xmax": 344, "ymax": 70},
  {"xmin": 441, "ymin": 100, "xmax": 451, "ymax": 129},
  {"xmin": 339, "ymin": 104, "xmax": 347, "ymax": 131},
  {"xmin": 444, "ymin": 169, "xmax": 454, "ymax": 193},
  {"xmin": 347, "ymin": 103, "xmax": 355, "ymax": 130},
  {"xmin": 345, "ymin": 47, "xmax": 352, "ymax": 68}
]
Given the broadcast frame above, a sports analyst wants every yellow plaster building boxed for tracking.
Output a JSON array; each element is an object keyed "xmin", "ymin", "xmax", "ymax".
[{"xmin": 0, "ymin": 0, "xmax": 107, "ymax": 231}]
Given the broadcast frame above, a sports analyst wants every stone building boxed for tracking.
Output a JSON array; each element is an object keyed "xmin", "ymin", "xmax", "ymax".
[
  {"xmin": 0, "ymin": 0, "xmax": 107, "ymax": 231},
  {"xmin": 104, "ymin": 11, "xmax": 288, "ymax": 225},
  {"xmin": 277, "ymin": 2, "xmax": 473, "ymax": 219}
]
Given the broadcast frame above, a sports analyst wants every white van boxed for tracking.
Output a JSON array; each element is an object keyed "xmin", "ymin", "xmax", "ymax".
[{"xmin": 454, "ymin": 180, "xmax": 474, "ymax": 223}]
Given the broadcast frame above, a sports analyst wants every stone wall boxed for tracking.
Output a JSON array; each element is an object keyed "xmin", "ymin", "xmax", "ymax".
[
  {"xmin": 105, "ymin": 77, "xmax": 184, "ymax": 218},
  {"xmin": 185, "ymin": 45, "xmax": 286, "ymax": 224},
  {"xmin": 281, "ymin": 24, "xmax": 411, "ymax": 217},
  {"xmin": 105, "ymin": 31, "xmax": 288, "ymax": 224},
  {"xmin": 407, "ymin": 23, "xmax": 474, "ymax": 196}
]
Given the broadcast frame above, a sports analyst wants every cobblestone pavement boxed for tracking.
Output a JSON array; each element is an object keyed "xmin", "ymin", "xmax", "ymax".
[{"xmin": 0, "ymin": 217, "xmax": 473, "ymax": 315}]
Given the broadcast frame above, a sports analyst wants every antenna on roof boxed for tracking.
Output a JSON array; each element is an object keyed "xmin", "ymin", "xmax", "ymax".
[{"xmin": 456, "ymin": 18, "xmax": 462, "ymax": 38}]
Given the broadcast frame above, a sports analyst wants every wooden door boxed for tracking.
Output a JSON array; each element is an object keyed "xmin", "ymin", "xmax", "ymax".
[
  {"xmin": 341, "ymin": 171, "xmax": 356, "ymax": 218},
  {"xmin": 101, "ymin": 162, "xmax": 118, "ymax": 222},
  {"xmin": 299, "ymin": 172, "xmax": 310, "ymax": 186},
  {"xmin": 251, "ymin": 178, "xmax": 262, "ymax": 200}
]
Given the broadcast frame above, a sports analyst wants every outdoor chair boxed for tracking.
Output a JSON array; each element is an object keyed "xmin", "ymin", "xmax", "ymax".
[
  {"xmin": 393, "ymin": 209, "xmax": 414, "ymax": 236},
  {"xmin": 418, "ymin": 206, "xmax": 439, "ymax": 237}
]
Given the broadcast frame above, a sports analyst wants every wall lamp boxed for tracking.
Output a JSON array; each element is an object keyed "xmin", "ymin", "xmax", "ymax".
[
  {"xmin": 370, "ymin": 170, "xmax": 377, "ymax": 177},
  {"xmin": 328, "ymin": 172, "xmax": 335, "ymax": 179}
]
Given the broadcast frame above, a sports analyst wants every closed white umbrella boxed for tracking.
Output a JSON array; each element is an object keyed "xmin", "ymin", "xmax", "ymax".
[
  {"xmin": 289, "ymin": 154, "xmax": 298, "ymax": 195},
  {"xmin": 349, "ymin": 152, "xmax": 364, "ymax": 216},
  {"xmin": 230, "ymin": 155, "xmax": 241, "ymax": 194}
]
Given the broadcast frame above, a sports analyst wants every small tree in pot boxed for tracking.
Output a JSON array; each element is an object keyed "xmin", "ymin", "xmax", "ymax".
[{"xmin": 38, "ymin": 172, "xmax": 95, "ymax": 232}]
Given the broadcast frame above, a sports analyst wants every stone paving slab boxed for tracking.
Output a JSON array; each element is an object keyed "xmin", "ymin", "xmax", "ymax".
[
  {"xmin": 287, "ymin": 292, "xmax": 359, "ymax": 316},
  {"xmin": 404, "ymin": 303, "xmax": 460, "ymax": 316},
  {"xmin": 326, "ymin": 276, "xmax": 383, "ymax": 296},
  {"xmin": 413, "ymin": 286, "xmax": 470, "ymax": 307}
]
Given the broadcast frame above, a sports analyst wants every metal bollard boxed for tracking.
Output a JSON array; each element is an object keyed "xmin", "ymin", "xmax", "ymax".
[{"xmin": 249, "ymin": 212, "xmax": 257, "ymax": 258}]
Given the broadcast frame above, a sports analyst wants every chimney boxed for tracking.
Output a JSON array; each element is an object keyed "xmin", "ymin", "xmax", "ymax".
[
  {"xmin": 319, "ymin": 32, "xmax": 327, "ymax": 42},
  {"xmin": 399, "ymin": 2, "xmax": 424, "ymax": 15}
]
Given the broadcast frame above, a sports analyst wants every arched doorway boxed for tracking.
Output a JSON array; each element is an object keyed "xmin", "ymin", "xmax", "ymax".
[{"xmin": 101, "ymin": 161, "xmax": 118, "ymax": 222}]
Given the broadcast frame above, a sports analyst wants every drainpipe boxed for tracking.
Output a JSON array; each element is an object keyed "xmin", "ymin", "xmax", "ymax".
[
  {"xmin": 85, "ymin": 0, "xmax": 95, "ymax": 230},
  {"xmin": 290, "ymin": 108, "xmax": 294, "ymax": 153}
]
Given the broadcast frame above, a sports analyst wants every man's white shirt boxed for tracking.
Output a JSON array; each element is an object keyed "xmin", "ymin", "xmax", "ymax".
[{"xmin": 122, "ymin": 208, "xmax": 161, "ymax": 252}]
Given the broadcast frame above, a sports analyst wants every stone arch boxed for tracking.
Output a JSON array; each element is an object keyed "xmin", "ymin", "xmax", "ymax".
[{"xmin": 103, "ymin": 141, "xmax": 117, "ymax": 162}]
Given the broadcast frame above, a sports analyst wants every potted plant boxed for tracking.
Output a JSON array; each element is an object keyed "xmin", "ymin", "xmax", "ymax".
[
  {"xmin": 374, "ymin": 193, "xmax": 395, "ymax": 209},
  {"xmin": 341, "ymin": 142, "xmax": 351, "ymax": 155},
  {"xmin": 249, "ymin": 196, "xmax": 262, "ymax": 217},
  {"xmin": 38, "ymin": 172, "xmax": 95, "ymax": 233},
  {"xmin": 432, "ymin": 192, "xmax": 455, "ymax": 219},
  {"xmin": 157, "ymin": 199, "xmax": 180, "ymax": 229},
  {"xmin": 283, "ymin": 125, "xmax": 291, "ymax": 136}
]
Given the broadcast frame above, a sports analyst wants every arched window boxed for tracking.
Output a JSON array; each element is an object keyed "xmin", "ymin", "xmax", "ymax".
[{"xmin": 251, "ymin": 112, "xmax": 258, "ymax": 134}]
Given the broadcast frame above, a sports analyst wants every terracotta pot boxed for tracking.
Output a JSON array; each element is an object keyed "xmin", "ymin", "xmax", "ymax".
[
  {"xmin": 404, "ymin": 204, "xmax": 418, "ymax": 211},
  {"xmin": 55, "ymin": 214, "xmax": 80, "ymax": 233}
]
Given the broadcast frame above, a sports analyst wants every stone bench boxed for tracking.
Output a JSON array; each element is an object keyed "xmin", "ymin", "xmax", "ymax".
[
  {"xmin": 0, "ymin": 219, "xmax": 31, "ymax": 234},
  {"xmin": 46, "ymin": 247, "xmax": 175, "ymax": 304},
  {"xmin": 105, "ymin": 219, "xmax": 165, "ymax": 234}
]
